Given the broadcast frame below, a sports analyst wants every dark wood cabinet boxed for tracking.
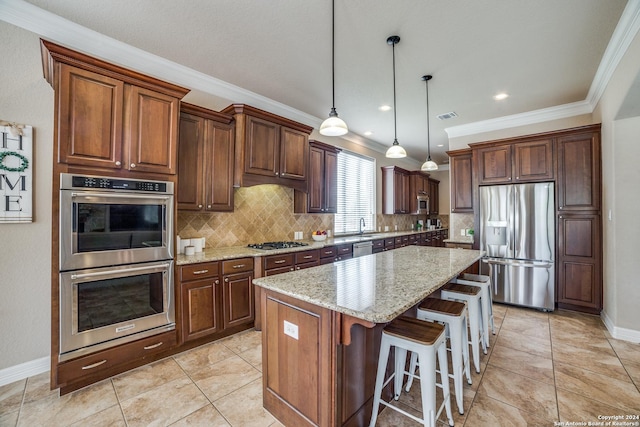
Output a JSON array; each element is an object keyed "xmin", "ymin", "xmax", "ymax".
[
  {"xmin": 180, "ymin": 262, "xmax": 222, "ymax": 342},
  {"xmin": 476, "ymin": 144, "xmax": 513, "ymax": 184},
  {"xmin": 408, "ymin": 171, "xmax": 429, "ymax": 214},
  {"xmin": 428, "ymin": 178, "xmax": 440, "ymax": 215},
  {"xmin": 382, "ymin": 166, "xmax": 411, "ymax": 214},
  {"xmin": 294, "ymin": 141, "xmax": 341, "ymax": 213},
  {"xmin": 557, "ymin": 214, "xmax": 602, "ymax": 313},
  {"xmin": 513, "ymin": 138, "xmax": 554, "ymax": 182},
  {"xmin": 222, "ymin": 104, "xmax": 313, "ymax": 192},
  {"xmin": 42, "ymin": 40, "xmax": 188, "ymax": 175},
  {"xmin": 448, "ymin": 149, "xmax": 474, "ymax": 213},
  {"xmin": 178, "ymin": 104, "xmax": 235, "ymax": 211},
  {"xmin": 221, "ymin": 258, "xmax": 255, "ymax": 329},
  {"xmin": 556, "ymin": 131, "xmax": 601, "ymax": 212}
]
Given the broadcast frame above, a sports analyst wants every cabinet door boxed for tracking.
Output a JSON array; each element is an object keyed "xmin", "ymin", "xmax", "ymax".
[
  {"xmin": 181, "ymin": 277, "xmax": 222, "ymax": 342},
  {"xmin": 58, "ymin": 64, "xmax": 124, "ymax": 168},
  {"xmin": 557, "ymin": 214, "xmax": 602, "ymax": 312},
  {"xmin": 126, "ymin": 85, "xmax": 179, "ymax": 174},
  {"xmin": 279, "ymin": 127, "xmax": 308, "ymax": 181},
  {"xmin": 449, "ymin": 151, "xmax": 473, "ymax": 213},
  {"xmin": 428, "ymin": 178, "xmax": 439, "ymax": 215},
  {"xmin": 394, "ymin": 170, "xmax": 410, "ymax": 214},
  {"xmin": 477, "ymin": 145, "xmax": 512, "ymax": 184},
  {"xmin": 323, "ymin": 149, "xmax": 339, "ymax": 213},
  {"xmin": 177, "ymin": 113, "xmax": 205, "ymax": 210},
  {"xmin": 514, "ymin": 139, "xmax": 554, "ymax": 182},
  {"xmin": 204, "ymin": 120, "xmax": 235, "ymax": 211},
  {"xmin": 223, "ymin": 271, "xmax": 255, "ymax": 328},
  {"xmin": 556, "ymin": 132, "xmax": 600, "ymax": 212},
  {"xmin": 244, "ymin": 115, "xmax": 279, "ymax": 177},
  {"xmin": 307, "ymin": 145, "xmax": 325, "ymax": 213}
]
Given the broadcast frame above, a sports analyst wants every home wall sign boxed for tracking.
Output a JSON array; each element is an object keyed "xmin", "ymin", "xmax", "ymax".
[{"xmin": 0, "ymin": 123, "xmax": 33, "ymax": 223}]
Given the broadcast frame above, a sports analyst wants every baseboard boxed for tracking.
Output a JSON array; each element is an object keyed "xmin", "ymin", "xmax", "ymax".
[
  {"xmin": 601, "ymin": 310, "xmax": 640, "ymax": 343},
  {"xmin": 0, "ymin": 357, "xmax": 50, "ymax": 387}
]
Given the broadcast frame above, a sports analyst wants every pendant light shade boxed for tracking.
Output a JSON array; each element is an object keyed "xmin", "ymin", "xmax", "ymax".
[
  {"xmin": 320, "ymin": 0, "xmax": 348, "ymax": 136},
  {"xmin": 420, "ymin": 74, "xmax": 438, "ymax": 171},
  {"xmin": 385, "ymin": 35, "xmax": 406, "ymax": 159}
]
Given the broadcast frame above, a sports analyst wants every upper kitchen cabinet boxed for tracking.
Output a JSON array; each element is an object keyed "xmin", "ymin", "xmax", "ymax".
[
  {"xmin": 408, "ymin": 171, "xmax": 429, "ymax": 215},
  {"xmin": 382, "ymin": 166, "xmax": 411, "ymax": 214},
  {"xmin": 178, "ymin": 104, "xmax": 235, "ymax": 211},
  {"xmin": 41, "ymin": 40, "xmax": 189, "ymax": 176},
  {"xmin": 222, "ymin": 104, "xmax": 313, "ymax": 192},
  {"xmin": 294, "ymin": 140, "xmax": 341, "ymax": 213},
  {"xmin": 473, "ymin": 138, "xmax": 554, "ymax": 184},
  {"xmin": 556, "ymin": 129, "xmax": 601, "ymax": 212},
  {"xmin": 428, "ymin": 177, "xmax": 440, "ymax": 215},
  {"xmin": 447, "ymin": 149, "xmax": 474, "ymax": 213}
]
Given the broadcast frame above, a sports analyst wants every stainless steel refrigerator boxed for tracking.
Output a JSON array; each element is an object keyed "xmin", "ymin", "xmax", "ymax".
[{"xmin": 479, "ymin": 182, "xmax": 555, "ymax": 311}]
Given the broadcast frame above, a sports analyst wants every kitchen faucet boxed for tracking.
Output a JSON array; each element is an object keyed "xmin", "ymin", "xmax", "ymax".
[{"xmin": 359, "ymin": 217, "xmax": 365, "ymax": 234}]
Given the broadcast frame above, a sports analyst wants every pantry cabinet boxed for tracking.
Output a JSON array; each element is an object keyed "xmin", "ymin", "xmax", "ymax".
[
  {"xmin": 222, "ymin": 104, "xmax": 313, "ymax": 192},
  {"xmin": 42, "ymin": 40, "xmax": 188, "ymax": 176},
  {"xmin": 294, "ymin": 140, "xmax": 341, "ymax": 213},
  {"xmin": 178, "ymin": 104, "xmax": 235, "ymax": 211}
]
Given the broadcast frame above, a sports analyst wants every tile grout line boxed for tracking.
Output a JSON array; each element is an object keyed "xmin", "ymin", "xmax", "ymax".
[
  {"xmin": 14, "ymin": 377, "xmax": 28, "ymax": 427},
  {"xmin": 547, "ymin": 310, "xmax": 560, "ymax": 423}
]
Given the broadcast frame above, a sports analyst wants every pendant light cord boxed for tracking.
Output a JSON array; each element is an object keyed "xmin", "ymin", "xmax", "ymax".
[
  {"xmin": 392, "ymin": 40, "xmax": 398, "ymax": 142},
  {"xmin": 425, "ymin": 77, "xmax": 431, "ymax": 159},
  {"xmin": 331, "ymin": 0, "xmax": 336, "ymax": 111}
]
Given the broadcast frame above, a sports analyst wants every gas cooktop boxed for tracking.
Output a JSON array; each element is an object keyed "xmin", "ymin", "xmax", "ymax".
[{"xmin": 247, "ymin": 241, "xmax": 309, "ymax": 250}]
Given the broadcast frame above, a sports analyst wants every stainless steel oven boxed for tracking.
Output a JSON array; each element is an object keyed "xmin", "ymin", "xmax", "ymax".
[
  {"xmin": 59, "ymin": 260, "xmax": 175, "ymax": 361},
  {"xmin": 59, "ymin": 174, "xmax": 173, "ymax": 271}
]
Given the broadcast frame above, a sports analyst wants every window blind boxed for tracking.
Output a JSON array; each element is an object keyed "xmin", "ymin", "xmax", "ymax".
[{"xmin": 335, "ymin": 150, "xmax": 376, "ymax": 234}]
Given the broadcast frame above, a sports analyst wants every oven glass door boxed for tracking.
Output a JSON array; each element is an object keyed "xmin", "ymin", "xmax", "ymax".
[
  {"xmin": 60, "ymin": 191, "xmax": 173, "ymax": 271},
  {"xmin": 60, "ymin": 261, "xmax": 175, "ymax": 358}
]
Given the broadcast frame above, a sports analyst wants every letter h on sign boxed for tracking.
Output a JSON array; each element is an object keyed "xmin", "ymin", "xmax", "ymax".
[{"xmin": 0, "ymin": 124, "xmax": 32, "ymax": 223}]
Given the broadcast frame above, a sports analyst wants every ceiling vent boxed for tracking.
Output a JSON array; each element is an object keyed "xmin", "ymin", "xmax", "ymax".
[{"xmin": 437, "ymin": 111, "xmax": 458, "ymax": 120}]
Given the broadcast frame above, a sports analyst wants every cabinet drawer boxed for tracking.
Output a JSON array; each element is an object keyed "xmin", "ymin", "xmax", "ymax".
[
  {"xmin": 295, "ymin": 260, "xmax": 320, "ymax": 271},
  {"xmin": 384, "ymin": 238, "xmax": 395, "ymax": 249},
  {"xmin": 58, "ymin": 331, "xmax": 176, "ymax": 385},
  {"xmin": 222, "ymin": 257, "xmax": 254, "ymax": 274},
  {"xmin": 295, "ymin": 249, "xmax": 320, "ymax": 264},
  {"xmin": 180, "ymin": 262, "xmax": 219, "ymax": 282},
  {"xmin": 264, "ymin": 253, "xmax": 295, "ymax": 270},
  {"xmin": 319, "ymin": 246, "xmax": 337, "ymax": 259},
  {"xmin": 395, "ymin": 237, "xmax": 403, "ymax": 245},
  {"xmin": 265, "ymin": 266, "xmax": 296, "ymax": 275},
  {"xmin": 336, "ymin": 244, "xmax": 353, "ymax": 256},
  {"xmin": 372, "ymin": 240, "xmax": 385, "ymax": 250}
]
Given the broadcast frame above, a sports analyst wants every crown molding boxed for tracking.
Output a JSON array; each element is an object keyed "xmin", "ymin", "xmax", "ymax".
[{"xmin": 446, "ymin": 0, "xmax": 640, "ymax": 140}]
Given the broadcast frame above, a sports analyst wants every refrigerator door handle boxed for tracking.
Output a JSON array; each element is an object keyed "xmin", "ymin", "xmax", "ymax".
[{"xmin": 483, "ymin": 258, "xmax": 553, "ymax": 269}]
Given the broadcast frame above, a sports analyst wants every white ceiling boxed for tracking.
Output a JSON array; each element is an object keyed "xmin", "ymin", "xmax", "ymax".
[{"xmin": 4, "ymin": 0, "xmax": 633, "ymax": 164}]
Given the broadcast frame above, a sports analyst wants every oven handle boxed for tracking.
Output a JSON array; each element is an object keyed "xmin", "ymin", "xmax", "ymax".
[
  {"xmin": 70, "ymin": 263, "xmax": 171, "ymax": 280},
  {"xmin": 71, "ymin": 192, "xmax": 172, "ymax": 201}
]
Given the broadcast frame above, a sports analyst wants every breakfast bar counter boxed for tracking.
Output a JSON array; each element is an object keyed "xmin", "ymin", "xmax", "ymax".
[{"xmin": 253, "ymin": 246, "xmax": 483, "ymax": 427}]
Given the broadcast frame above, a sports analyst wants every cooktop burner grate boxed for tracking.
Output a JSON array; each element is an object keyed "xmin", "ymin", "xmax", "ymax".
[{"xmin": 247, "ymin": 241, "xmax": 309, "ymax": 250}]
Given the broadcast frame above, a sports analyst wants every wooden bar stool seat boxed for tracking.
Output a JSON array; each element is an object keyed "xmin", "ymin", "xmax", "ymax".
[{"xmin": 369, "ymin": 316, "xmax": 454, "ymax": 427}]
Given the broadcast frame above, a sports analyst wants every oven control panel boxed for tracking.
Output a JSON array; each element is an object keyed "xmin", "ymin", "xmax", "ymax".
[{"xmin": 66, "ymin": 175, "xmax": 169, "ymax": 193}]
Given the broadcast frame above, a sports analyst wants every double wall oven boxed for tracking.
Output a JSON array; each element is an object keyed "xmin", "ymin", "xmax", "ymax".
[{"xmin": 59, "ymin": 173, "xmax": 175, "ymax": 361}]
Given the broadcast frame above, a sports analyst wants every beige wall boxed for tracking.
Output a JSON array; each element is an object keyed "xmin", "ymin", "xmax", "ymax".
[{"xmin": 0, "ymin": 22, "xmax": 54, "ymax": 370}]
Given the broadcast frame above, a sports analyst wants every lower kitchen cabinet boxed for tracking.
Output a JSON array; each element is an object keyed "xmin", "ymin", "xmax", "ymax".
[{"xmin": 222, "ymin": 258, "xmax": 255, "ymax": 329}]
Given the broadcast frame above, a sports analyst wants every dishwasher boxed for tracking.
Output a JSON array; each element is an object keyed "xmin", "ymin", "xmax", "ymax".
[{"xmin": 353, "ymin": 241, "xmax": 373, "ymax": 257}]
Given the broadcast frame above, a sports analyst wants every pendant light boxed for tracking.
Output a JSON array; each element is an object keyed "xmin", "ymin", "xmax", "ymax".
[
  {"xmin": 319, "ymin": 0, "xmax": 348, "ymax": 136},
  {"xmin": 421, "ymin": 74, "xmax": 438, "ymax": 171},
  {"xmin": 385, "ymin": 35, "xmax": 406, "ymax": 158}
]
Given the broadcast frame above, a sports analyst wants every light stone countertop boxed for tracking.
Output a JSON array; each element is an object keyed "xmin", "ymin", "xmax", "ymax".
[
  {"xmin": 175, "ymin": 228, "xmax": 450, "ymax": 265},
  {"xmin": 443, "ymin": 236, "xmax": 474, "ymax": 245},
  {"xmin": 253, "ymin": 246, "xmax": 483, "ymax": 324}
]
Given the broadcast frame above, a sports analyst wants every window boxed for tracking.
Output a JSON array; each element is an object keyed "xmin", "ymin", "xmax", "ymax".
[{"xmin": 335, "ymin": 150, "xmax": 375, "ymax": 234}]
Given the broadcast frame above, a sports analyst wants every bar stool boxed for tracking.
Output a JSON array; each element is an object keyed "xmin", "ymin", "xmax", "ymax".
[
  {"xmin": 440, "ymin": 283, "xmax": 486, "ymax": 374},
  {"xmin": 454, "ymin": 273, "xmax": 495, "ymax": 349},
  {"xmin": 407, "ymin": 298, "xmax": 472, "ymax": 414},
  {"xmin": 369, "ymin": 316, "xmax": 454, "ymax": 427}
]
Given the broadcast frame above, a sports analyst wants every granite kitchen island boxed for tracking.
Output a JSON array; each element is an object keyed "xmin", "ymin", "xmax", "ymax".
[{"xmin": 253, "ymin": 246, "xmax": 483, "ymax": 427}]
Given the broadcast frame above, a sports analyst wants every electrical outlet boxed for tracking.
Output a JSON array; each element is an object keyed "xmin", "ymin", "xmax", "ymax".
[
  {"xmin": 461, "ymin": 229, "xmax": 466, "ymax": 236},
  {"xmin": 384, "ymin": 226, "xmax": 389, "ymax": 231},
  {"xmin": 284, "ymin": 320, "xmax": 298, "ymax": 340}
]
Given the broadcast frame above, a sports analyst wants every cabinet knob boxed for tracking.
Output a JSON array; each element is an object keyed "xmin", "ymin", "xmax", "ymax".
[
  {"xmin": 275, "ymin": 172, "xmax": 279, "ymax": 176},
  {"xmin": 290, "ymin": 267, "xmax": 294, "ymax": 271},
  {"xmin": 508, "ymin": 177, "xmax": 511, "ymax": 180},
  {"xmin": 215, "ymin": 279, "xmax": 219, "ymax": 284},
  {"xmin": 130, "ymin": 163, "xmax": 136, "ymax": 168},
  {"xmin": 207, "ymin": 205, "xmax": 212, "ymax": 209},
  {"xmin": 224, "ymin": 277, "xmax": 229, "ymax": 283},
  {"xmin": 198, "ymin": 204, "xmax": 203, "ymax": 208},
  {"xmin": 559, "ymin": 206, "xmax": 563, "ymax": 210},
  {"xmin": 115, "ymin": 161, "xmax": 121, "ymax": 166},
  {"xmin": 296, "ymin": 266, "xmax": 300, "ymax": 270}
]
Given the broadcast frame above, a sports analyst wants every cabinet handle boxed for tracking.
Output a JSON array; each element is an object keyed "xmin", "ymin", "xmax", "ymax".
[
  {"xmin": 232, "ymin": 264, "xmax": 246, "ymax": 269},
  {"xmin": 82, "ymin": 360, "xmax": 107, "ymax": 370},
  {"xmin": 214, "ymin": 279, "xmax": 219, "ymax": 284},
  {"xmin": 130, "ymin": 163, "xmax": 136, "ymax": 168},
  {"xmin": 303, "ymin": 255, "xmax": 312, "ymax": 259},
  {"xmin": 143, "ymin": 342, "xmax": 164, "ymax": 350},
  {"xmin": 192, "ymin": 269, "xmax": 209, "ymax": 275},
  {"xmin": 224, "ymin": 277, "xmax": 229, "ymax": 282},
  {"xmin": 274, "ymin": 260, "xmax": 286, "ymax": 264},
  {"xmin": 323, "ymin": 251, "xmax": 332, "ymax": 255},
  {"xmin": 115, "ymin": 161, "xmax": 121, "ymax": 166}
]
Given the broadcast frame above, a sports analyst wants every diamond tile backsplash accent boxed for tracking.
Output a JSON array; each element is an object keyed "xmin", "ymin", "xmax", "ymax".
[
  {"xmin": 177, "ymin": 185, "xmax": 334, "ymax": 247},
  {"xmin": 177, "ymin": 184, "xmax": 451, "ymax": 248}
]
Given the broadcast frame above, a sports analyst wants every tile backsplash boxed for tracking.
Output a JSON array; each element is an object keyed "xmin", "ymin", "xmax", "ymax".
[{"xmin": 177, "ymin": 184, "xmax": 450, "ymax": 248}]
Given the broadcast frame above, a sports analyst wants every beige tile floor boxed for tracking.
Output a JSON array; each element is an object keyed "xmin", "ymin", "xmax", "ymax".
[{"xmin": 1, "ymin": 306, "xmax": 639, "ymax": 426}]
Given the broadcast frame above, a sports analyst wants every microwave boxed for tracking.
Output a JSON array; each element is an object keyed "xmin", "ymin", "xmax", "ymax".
[
  {"xmin": 59, "ymin": 174, "xmax": 174, "ymax": 271},
  {"xmin": 416, "ymin": 193, "xmax": 429, "ymax": 214}
]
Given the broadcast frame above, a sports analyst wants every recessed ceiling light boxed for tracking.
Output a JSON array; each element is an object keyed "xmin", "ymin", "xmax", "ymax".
[
  {"xmin": 493, "ymin": 92, "xmax": 509, "ymax": 100},
  {"xmin": 364, "ymin": 131, "xmax": 373, "ymax": 136},
  {"xmin": 437, "ymin": 144, "xmax": 444, "ymax": 147},
  {"xmin": 379, "ymin": 105, "xmax": 392, "ymax": 111}
]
